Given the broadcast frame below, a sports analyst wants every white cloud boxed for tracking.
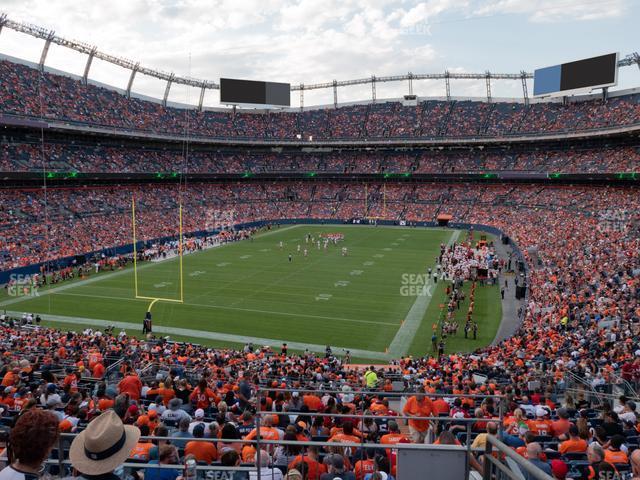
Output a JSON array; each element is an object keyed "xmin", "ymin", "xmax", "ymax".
[
  {"xmin": 472, "ymin": 0, "xmax": 626, "ymax": 23},
  {"xmin": 0, "ymin": 0, "xmax": 632, "ymax": 106}
]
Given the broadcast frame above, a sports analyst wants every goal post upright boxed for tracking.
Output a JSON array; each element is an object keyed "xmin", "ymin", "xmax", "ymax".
[
  {"xmin": 132, "ymin": 196, "xmax": 139, "ymax": 297},
  {"xmin": 131, "ymin": 195, "xmax": 185, "ymax": 313}
]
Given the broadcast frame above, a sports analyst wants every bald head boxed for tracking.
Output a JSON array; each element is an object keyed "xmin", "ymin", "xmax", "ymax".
[
  {"xmin": 631, "ymin": 449, "xmax": 640, "ymax": 474},
  {"xmin": 588, "ymin": 443, "xmax": 604, "ymax": 463},
  {"xmin": 526, "ymin": 442, "xmax": 542, "ymax": 460}
]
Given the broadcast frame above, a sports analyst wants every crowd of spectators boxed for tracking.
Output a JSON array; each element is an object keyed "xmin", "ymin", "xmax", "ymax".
[
  {"xmin": 0, "ymin": 180, "xmax": 637, "ymax": 479},
  {"xmin": 1, "ymin": 140, "xmax": 639, "ymax": 174},
  {"xmin": 0, "ymin": 182, "xmax": 637, "ymax": 274},
  {"xmin": 2, "ymin": 59, "xmax": 640, "ymax": 141}
]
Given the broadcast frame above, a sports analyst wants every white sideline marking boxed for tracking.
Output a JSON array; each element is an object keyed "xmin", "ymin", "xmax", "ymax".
[
  {"xmin": 216, "ymin": 262, "xmax": 231, "ymax": 267},
  {"xmin": 387, "ymin": 229, "xmax": 461, "ymax": 357},
  {"xmin": 51, "ymin": 291, "xmax": 397, "ymax": 327},
  {"xmin": 315, "ymin": 294, "xmax": 332, "ymax": 301},
  {"xmin": 188, "ymin": 271, "xmax": 206, "ymax": 277},
  {"xmin": 239, "ymin": 255, "xmax": 252, "ymax": 259},
  {"xmin": 6, "ymin": 311, "xmax": 390, "ymax": 361},
  {"xmin": 363, "ymin": 261, "xmax": 375, "ymax": 266},
  {"xmin": 350, "ymin": 270, "xmax": 363, "ymax": 276},
  {"xmin": 334, "ymin": 280, "xmax": 349, "ymax": 287}
]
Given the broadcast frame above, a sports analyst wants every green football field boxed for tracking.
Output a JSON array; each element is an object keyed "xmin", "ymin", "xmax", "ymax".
[{"xmin": 0, "ymin": 225, "xmax": 502, "ymax": 361}]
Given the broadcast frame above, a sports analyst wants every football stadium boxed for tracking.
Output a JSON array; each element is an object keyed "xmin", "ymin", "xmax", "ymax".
[{"xmin": 0, "ymin": 3, "xmax": 638, "ymax": 479}]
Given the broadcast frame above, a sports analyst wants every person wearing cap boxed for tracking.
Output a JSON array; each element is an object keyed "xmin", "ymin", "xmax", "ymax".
[
  {"xmin": 0, "ymin": 409, "xmax": 59, "ymax": 480},
  {"xmin": 526, "ymin": 407, "xmax": 553, "ymax": 437},
  {"xmin": 161, "ymin": 398, "xmax": 191, "ymax": 424},
  {"xmin": 286, "ymin": 392, "xmax": 304, "ymax": 412},
  {"xmin": 69, "ymin": 410, "xmax": 140, "ymax": 479},
  {"xmin": 549, "ymin": 459, "xmax": 570, "ymax": 480},
  {"xmin": 188, "ymin": 408, "xmax": 211, "ymax": 436},
  {"xmin": 320, "ymin": 454, "xmax": 355, "ymax": 480},
  {"xmin": 551, "ymin": 408, "xmax": 572, "ymax": 439}
]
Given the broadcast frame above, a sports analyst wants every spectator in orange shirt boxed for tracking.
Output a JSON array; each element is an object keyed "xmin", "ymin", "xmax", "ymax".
[
  {"xmin": 92, "ymin": 362, "xmax": 105, "ymax": 379},
  {"xmin": 189, "ymin": 378, "xmax": 218, "ymax": 411},
  {"xmin": 130, "ymin": 424, "xmax": 153, "ymax": 461},
  {"xmin": 288, "ymin": 446, "xmax": 327, "ymax": 480},
  {"xmin": 402, "ymin": 394, "xmax": 434, "ymax": 443},
  {"xmin": 329, "ymin": 421, "xmax": 360, "ymax": 444},
  {"xmin": 527, "ymin": 407, "xmax": 554, "ymax": 437},
  {"xmin": 184, "ymin": 424, "xmax": 217, "ymax": 464},
  {"xmin": 303, "ymin": 392, "xmax": 323, "ymax": 412},
  {"xmin": 559, "ymin": 425, "xmax": 587, "ymax": 454},
  {"xmin": 1, "ymin": 366, "xmax": 19, "ymax": 387},
  {"xmin": 118, "ymin": 372, "xmax": 142, "ymax": 401},
  {"xmin": 551, "ymin": 408, "xmax": 572, "ymax": 439},
  {"xmin": 379, "ymin": 421, "xmax": 409, "ymax": 448},
  {"xmin": 604, "ymin": 435, "xmax": 629, "ymax": 465},
  {"xmin": 432, "ymin": 396, "xmax": 450, "ymax": 416},
  {"xmin": 354, "ymin": 449, "xmax": 376, "ymax": 480}
]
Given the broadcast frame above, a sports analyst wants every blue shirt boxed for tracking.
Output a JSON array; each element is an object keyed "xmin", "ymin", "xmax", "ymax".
[{"xmin": 144, "ymin": 461, "xmax": 180, "ymax": 480}]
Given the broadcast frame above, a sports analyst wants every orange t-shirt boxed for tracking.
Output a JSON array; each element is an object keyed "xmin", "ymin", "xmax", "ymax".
[
  {"xmin": 92, "ymin": 363, "xmax": 105, "ymax": 379},
  {"xmin": 402, "ymin": 396, "xmax": 434, "ymax": 432},
  {"xmin": 604, "ymin": 450, "xmax": 628, "ymax": 464},
  {"xmin": 526, "ymin": 419, "xmax": 553, "ymax": 436},
  {"xmin": 559, "ymin": 438, "xmax": 587, "ymax": 454},
  {"xmin": 184, "ymin": 441, "xmax": 218, "ymax": 464},
  {"xmin": 354, "ymin": 459, "xmax": 375, "ymax": 480},
  {"xmin": 130, "ymin": 442, "xmax": 153, "ymax": 461},
  {"xmin": 288, "ymin": 456, "xmax": 327, "ymax": 480}
]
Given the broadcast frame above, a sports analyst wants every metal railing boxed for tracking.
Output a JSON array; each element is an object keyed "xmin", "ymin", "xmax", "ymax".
[
  {"xmin": 255, "ymin": 387, "xmax": 506, "ymax": 480},
  {"xmin": 483, "ymin": 435, "xmax": 555, "ymax": 480}
]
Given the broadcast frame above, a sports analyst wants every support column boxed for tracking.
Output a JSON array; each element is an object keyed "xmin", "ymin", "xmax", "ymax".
[{"xmin": 82, "ymin": 47, "xmax": 97, "ymax": 85}]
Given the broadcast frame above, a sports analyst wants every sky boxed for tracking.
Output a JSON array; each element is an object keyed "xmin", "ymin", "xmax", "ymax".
[{"xmin": 0, "ymin": 0, "xmax": 637, "ymax": 108}]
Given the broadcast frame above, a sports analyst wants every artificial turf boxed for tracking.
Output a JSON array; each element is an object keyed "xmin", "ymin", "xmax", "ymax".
[{"xmin": 1, "ymin": 224, "xmax": 502, "ymax": 360}]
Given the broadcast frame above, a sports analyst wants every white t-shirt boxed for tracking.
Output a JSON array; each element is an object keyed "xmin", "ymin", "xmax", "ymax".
[{"xmin": 0, "ymin": 465, "xmax": 34, "ymax": 480}]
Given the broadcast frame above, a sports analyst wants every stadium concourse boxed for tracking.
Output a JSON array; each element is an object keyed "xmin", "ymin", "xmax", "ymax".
[{"xmin": 0, "ymin": 56, "xmax": 639, "ymax": 480}]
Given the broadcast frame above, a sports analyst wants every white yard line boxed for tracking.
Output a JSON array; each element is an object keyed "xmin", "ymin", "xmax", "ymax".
[
  {"xmin": 50, "ymin": 291, "xmax": 398, "ymax": 327},
  {"xmin": 0, "ymin": 225, "xmax": 300, "ymax": 309},
  {"xmin": 386, "ymin": 229, "xmax": 461, "ymax": 357},
  {"xmin": 9, "ymin": 311, "xmax": 390, "ymax": 361}
]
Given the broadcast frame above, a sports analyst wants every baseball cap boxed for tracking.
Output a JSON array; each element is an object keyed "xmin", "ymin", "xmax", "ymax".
[
  {"xmin": 194, "ymin": 408, "xmax": 205, "ymax": 418},
  {"xmin": 550, "ymin": 459, "xmax": 568, "ymax": 480}
]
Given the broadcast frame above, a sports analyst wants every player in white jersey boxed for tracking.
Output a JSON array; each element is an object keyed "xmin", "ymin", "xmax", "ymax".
[
  {"xmin": 342, "ymin": 247, "xmax": 348, "ymax": 256},
  {"xmin": 279, "ymin": 241, "xmax": 283, "ymax": 250},
  {"xmin": 297, "ymin": 244, "xmax": 301, "ymax": 252},
  {"xmin": 303, "ymin": 249, "xmax": 308, "ymax": 257}
]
